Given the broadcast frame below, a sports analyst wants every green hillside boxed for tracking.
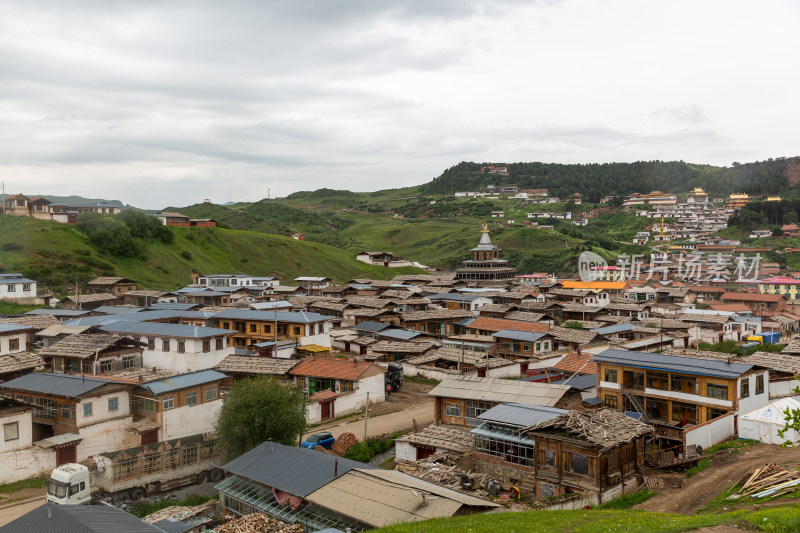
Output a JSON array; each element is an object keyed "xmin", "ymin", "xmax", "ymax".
[
  {"xmin": 375, "ymin": 505, "xmax": 800, "ymax": 533},
  {"xmin": 0, "ymin": 216, "xmax": 423, "ymax": 295}
]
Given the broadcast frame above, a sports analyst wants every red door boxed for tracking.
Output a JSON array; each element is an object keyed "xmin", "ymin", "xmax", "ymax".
[
  {"xmin": 56, "ymin": 444, "xmax": 77, "ymax": 466},
  {"xmin": 477, "ymin": 368, "xmax": 486, "ymax": 378},
  {"xmin": 141, "ymin": 429, "xmax": 159, "ymax": 445},
  {"xmin": 321, "ymin": 402, "xmax": 332, "ymax": 421}
]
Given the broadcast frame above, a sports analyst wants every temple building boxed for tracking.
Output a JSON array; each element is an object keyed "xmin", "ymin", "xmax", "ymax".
[
  {"xmin": 455, "ymin": 223, "xmax": 517, "ymax": 284},
  {"xmin": 687, "ymin": 187, "xmax": 708, "ymax": 204}
]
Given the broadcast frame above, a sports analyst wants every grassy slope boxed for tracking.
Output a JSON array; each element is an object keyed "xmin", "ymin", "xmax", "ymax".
[
  {"xmin": 0, "ymin": 215, "xmax": 423, "ymax": 293},
  {"xmin": 375, "ymin": 505, "xmax": 800, "ymax": 533}
]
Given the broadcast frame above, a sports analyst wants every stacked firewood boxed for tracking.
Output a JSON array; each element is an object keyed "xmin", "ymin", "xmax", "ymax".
[
  {"xmin": 216, "ymin": 513, "xmax": 304, "ymax": 533},
  {"xmin": 731, "ymin": 464, "xmax": 800, "ymax": 499},
  {"xmin": 332, "ymin": 432, "xmax": 358, "ymax": 455}
]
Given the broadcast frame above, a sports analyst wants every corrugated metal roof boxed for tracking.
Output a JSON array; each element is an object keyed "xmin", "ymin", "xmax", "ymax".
[
  {"xmin": 353, "ymin": 321, "xmax": 391, "ymax": 333},
  {"xmin": 220, "ymin": 441, "xmax": 377, "ymax": 497},
  {"xmin": 550, "ymin": 374, "xmax": 597, "ymax": 390},
  {"xmin": 151, "ymin": 518, "xmax": 193, "ymax": 533},
  {"xmin": 591, "ymin": 349, "xmax": 753, "ymax": 378},
  {"xmin": 0, "ymin": 373, "xmax": 121, "ymax": 398},
  {"xmin": 99, "ymin": 322, "xmax": 234, "ymax": 338},
  {"xmin": 1, "ymin": 502, "xmax": 164, "ymax": 533},
  {"xmin": 94, "ymin": 306, "xmax": 145, "ymax": 315},
  {"xmin": 213, "ymin": 309, "xmax": 334, "ymax": 323},
  {"xmin": 490, "ymin": 329, "xmax": 548, "ymax": 342},
  {"xmin": 27, "ymin": 309, "xmax": 91, "ymax": 316},
  {"xmin": 377, "ymin": 329, "xmax": 425, "ymax": 341},
  {"xmin": 592, "ymin": 323, "xmax": 636, "ymax": 335},
  {"xmin": 429, "ymin": 376, "xmax": 570, "ymax": 406},
  {"xmin": 477, "ymin": 403, "xmax": 567, "ymax": 427},
  {"xmin": 138, "ymin": 370, "xmax": 227, "ymax": 395},
  {"xmin": 147, "ymin": 302, "xmax": 200, "ymax": 310},
  {"xmin": 0, "ymin": 323, "xmax": 33, "ymax": 333}
]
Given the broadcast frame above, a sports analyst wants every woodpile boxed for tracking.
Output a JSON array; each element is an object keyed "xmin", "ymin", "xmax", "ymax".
[
  {"xmin": 730, "ymin": 464, "xmax": 800, "ymax": 499},
  {"xmin": 332, "ymin": 432, "xmax": 358, "ymax": 456},
  {"xmin": 395, "ymin": 456, "xmax": 491, "ymax": 496},
  {"xmin": 216, "ymin": 513, "xmax": 304, "ymax": 533}
]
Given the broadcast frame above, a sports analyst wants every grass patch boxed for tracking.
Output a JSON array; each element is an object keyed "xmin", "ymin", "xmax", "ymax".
[
  {"xmin": 0, "ymin": 478, "xmax": 46, "ymax": 494},
  {"xmin": 130, "ymin": 493, "xmax": 212, "ymax": 518},
  {"xmin": 403, "ymin": 375, "xmax": 440, "ymax": 386},
  {"xmin": 686, "ymin": 457, "xmax": 711, "ymax": 477},
  {"xmin": 595, "ymin": 490, "xmax": 656, "ymax": 510},
  {"xmin": 706, "ymin": 438, "xmax": 757, "ymax": 454},
  {"xmin": 0, "ymin": 300, "xmax": 45, "ymax": 316},
  {"xmin": 345, "ymin": 435, "xmax": 397, "ymax": 463},
  {"xmin": 379, "ymin": 458, "xmax": 396, "ymax": 470}
]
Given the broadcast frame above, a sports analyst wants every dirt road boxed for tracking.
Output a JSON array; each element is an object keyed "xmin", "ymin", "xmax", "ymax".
[
  {"xmin": 0, "ymin": 497, "xmax": 46, "ymax": 527},
  {"xmin": 304, "ymin": 403, "xmax": 434, "ymax": 441},
  {"xmin": 637, "ymin": 443, "xmax": 800, "ymax": 514}
]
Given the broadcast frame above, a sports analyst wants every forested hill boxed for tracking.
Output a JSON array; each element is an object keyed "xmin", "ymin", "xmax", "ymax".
[{"xmin": 421, "ymin": 158, "xmax": 800, "ymax": 201}]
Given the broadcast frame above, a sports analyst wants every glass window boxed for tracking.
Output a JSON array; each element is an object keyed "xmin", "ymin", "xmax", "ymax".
[
  {"xmin": 202, "ymin": 339, "xmax": 210, "ymax": 353},
  {"xmin": 465, "ymin": 400, "xmax": 494, "ymax": 425},
  {"xmin": 645, "ymin": 398, "xmax": 669, "ymax": 422},
  {"xmin": 60, "ymin": 405, "xmax": 72, "ymax": 419},
  {"xmin": 9, "ymin": 339, "xmax": 19, "ymax": 351},
  {"xmin": 526, "ymin": 343, "xmax": 533, "ymax": 352},
  {"xmin": 99, "ymin": 359, "xmax": 112, "ymax": 373},
  {"xmin": 177, "ymin": 340, "xmax": 185, "ymax": 353},
  {"xmin": 132, "ymin": 396, "xmax": 156, "ymax": 412},
  {"xmin": 185, "ymin": 392, "xmax": 198, "ymax": 406},
  {"xmin": 296, "ymin": 377, "xmax": 306, "ymax": 391},
  {"xmin": 604, "ymin": 395, "xmax": 618, "ymax": 408},
  {"xmin": 707, "ymin": 407, "xmax": 728, "ymax": 420},
  {"xmin": 756, "ymin": 374, "xmax": 765, "ymax": 395},
  {"xmin": 3, "ymin": 422, "xmax": 19, "ymax": 441},
  {"xmin": 671, "ymin": 401, "xmax": 698, "ymax": 424},
  {"xmin": 544, "ymin": 450, "xmax": 556, "ymax": 467},
  {"xmin": 707, "ymin": 383, "xmax": 728, "ymax": 400},
  {"xmin": 623, "ymin": 370, "xmax": 645, "ymax": 391},
  {"xmin": 162, "ymin": 339, "xmax": 170, "ymax": 351},
  {"xmin": 339, "ymin": 381, "xmax": 353, "ymax": 393},
  {"xmin": 148, "ymin": 338, "xmax": 155, "ymax": 350},
  {"xmin": 250, "ymin": 323, "xmax": 257, "ymax": 333},
  {"xmin": 671, "ymin": 374, "xmax": 699, "ymax": 395},
  {"xmin": 445, "ymin": 402, "xmax": 461, "ymax": 417},
  {"xmin": 570, "ymin": 453, "xmax": 589, "ymax": 475},
  {"xmin": 604, "ymin": 369, "xmax": 618, "ymax": 383},
  {"xmin": 740, "ymin": 379, "xmax": 750, "ymax": 399},
  {"xmin": 162, "ymin": 396, "xmax": 174, "ymax": 410},
  {"xmin": 646, "ymin": 371, "xmax": 669, "ymax": 390},
  {"xmin": 122, "ymin": 355, "xmax": 135, "ymax": 369},
  {"xmin": 543, "ymin": 341, "xmax": 550, "ymax": 351},
  {"xmin": 108, "ymin": 397, "xmax": 119, "ymax": 412},
  {"xmin": 204, "ymin": 387, "xmax": 218, "ymax": 401},
  {"xmin": 83, "ymin": 403, "xmax": 93, "ymax": 417}
]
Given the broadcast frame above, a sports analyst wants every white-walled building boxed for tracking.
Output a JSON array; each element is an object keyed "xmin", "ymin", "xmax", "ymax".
[
  {"xmin": 0, "ymin": 273, "xmax": 37, "ymax": 301},
  {"xmin": 0, "ymin": 323, "xmax": 31, "ymax": 356}
]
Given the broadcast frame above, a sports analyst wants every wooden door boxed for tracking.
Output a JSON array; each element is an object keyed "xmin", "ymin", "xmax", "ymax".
[
  {"xmin": 141, "ymin": 429, "xmax": 159, "ymax": 446},
  {"xmin": 321, "ymin": 402, "xmax": 332, "ymax": 421},
  {"xmin": 56, "ymin": 444, "xmax": 77, "ymax": 466}
]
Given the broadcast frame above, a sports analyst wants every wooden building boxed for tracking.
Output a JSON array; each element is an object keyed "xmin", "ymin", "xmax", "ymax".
[{"xmin": 86, "ymin": 277, "xmax": 137, "ymax": 296}]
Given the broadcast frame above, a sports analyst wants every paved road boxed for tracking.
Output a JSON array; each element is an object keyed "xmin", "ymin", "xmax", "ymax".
[
  {"xmin": 0, "ymin": 497, "xmax": 46, "ymax": 526},
  {"xmin": 304, "ymin": 403, "xmax": 434, "ymax": 441}
]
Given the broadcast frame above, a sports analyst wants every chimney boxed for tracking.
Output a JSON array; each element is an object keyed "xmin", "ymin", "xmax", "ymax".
[{"xmin": 334, "ymin": 459, "xmax": 338, "ymax": 477}]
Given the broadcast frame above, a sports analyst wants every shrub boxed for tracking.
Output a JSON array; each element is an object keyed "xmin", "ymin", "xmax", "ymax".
[
  {"xmin": 181, "ymin": 250, "xmax": 193, "ymax": 260},
  {"xmin": 1, "ymin": 242, "xmax": 23, "ymax": 251}
]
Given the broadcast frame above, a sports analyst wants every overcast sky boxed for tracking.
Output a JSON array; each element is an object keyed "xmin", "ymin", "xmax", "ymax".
[{"xmin": 1, "ymin": 1, "xmax": 798, "ymax": 208}]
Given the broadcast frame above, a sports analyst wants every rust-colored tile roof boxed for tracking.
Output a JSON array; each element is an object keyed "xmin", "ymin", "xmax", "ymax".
[
  {"xmin": 553, "ymin": 352, "xmax": 597, "ymax": 375},
  {"xmin": 289, "ymin": 357, "xmax": 384, "ymax": 380},
  {"xmin": 467, "ymin": 317, "xmax": 548, "ymax": 333},
  {"xmin": 705, "ymin": 302, "xmax": 751, "ymax": 313},
  {"xmin": 309, "ymin": 390, "xmax": 339, "ymax": 402},
  {"xmin": 722, "ymin": 292, "xmax": 785, "ymax": 303}
]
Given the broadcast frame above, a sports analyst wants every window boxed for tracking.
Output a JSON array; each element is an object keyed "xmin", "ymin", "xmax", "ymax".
[
  {"xmin": 604, "ymin": 395, "xmax": 618, "ymax": 408},
  {"xmin": 623, "ymin": 370, "xmax": 645, "ymax": 391},
  {"xmin": 646, "ymin": 371, "xmax": 669, "ymax": 390},
  {"xmin": 204, "ymin": 386, "xmax": 218, "ymax": 401},
  {"xmin": 222, "ymin": 322, "xmax": 230, "ymax": 330},
  {"xmin": 671, "ymin": 374, "xmax": 699, "ymax": 395},
  {"xmin": 756, "ymin": 374, "xmax": 765, "ymax": 395},
  {"xmin": 132, "ymin": 396, "xmax": 156, "ymax": 412},
  {"xmin": 60, "ymin": 405, "xmax": 72, "ymax": 419},
  {"xmin": 264, "ymin": 325, "xmax": 271, "ymax": 334},
  {"xmin": 7, "ymin": 284, "xmax": 14, "ymax": 292},
  {"xmin": 3, "ymin": 422, "xmax": 19, "ymax": 441},
  {"xmin": 177, "ymin": 340, "xmax": 185, "ymax": 354},
  {"xmin": 8, "ymin": 338, "xmax": 19, "ymax": 351},
  {"xmin": 339, "ymin": 381, "xmax": 353, "ymax": 393},
  {"xmin": 99, "ymin": 360, "xmax": 112, "ymax": 374},
  {"xmin": 185, "ymin": 392, "xmax": 198, "ymax": 406},
  {"xmin": 22, "ymin": 284, "xmax": 30, "ymax": 292},
  {"xmin": 707, "ymin": 383, "xmax": 728, "ymax": 400},
  {"xmin": 740, "ymin": 379, "xmax": 750, "ymax": 399},
  {"xmin": 162, "ymin": 339, "xmax": 170, "ymax": 351},
  {"xmin": 162, "ymin": 396, "xmax": 174, "ymax": 410},
  {"xmin": 544, "ymin": 450, "xmax": 556, "ymax": 467},
  {"xmin": 294, "ymin": 326, "xmax": 302, "ymax": 336},
  {"xmin": 570, "ymin": 453, "xmax": 589, "ymax": 475},
  {"xmin": 296, "ymin": 377, "xmax": 306, "ymax": 391},
  {"xmin": 216, "ymin": 338, "xmax": 223, "ymax": 350},
  {"xmin": 202, "ymin": 339, "xmax": 210, "ymax": 353},
  {"xmin": 83, "ymin": 403, "xmax": 93, "ymax": 417},
  {"xmin": 108, "ymin": 397, "xmax": 119, "ymax": 412},
  {"xmin": 445, "ymin": 401, "xmax": 461, "ymax": 417},
  {"xmin": 540, "ymin": 483, "xmax": 555, "ymax": 498},
  {"xmin": 604, "ymin": 369, "xmax": 618, "ymax": 383},
  {"xmin": 68, "ymin": 484, "xmax": 80, "ymax": 497},
  {"xmin": 250, "ymin": 323, "xmax": 257, "ymax": 333},
  {"xmin": 148, "ymin": 338, "xmax": 155, "ymax": 350},
  {"xmin": 707, "ymin": 407, "xmax": 728, "ymax": 420},
  {"xmin": 122, "ymin": 355, "xmax": 135, "ymax": 369},
  {"xmin": 543, "ymin": 341, "xmax": 550, "ymax": 351},
  {"xmin": 671, "ymin": 401, "xmax": 698, "ymax": 424},
  {"xmin": 465, "ymin": 400, "xmax": 494, "ymax": 425}
]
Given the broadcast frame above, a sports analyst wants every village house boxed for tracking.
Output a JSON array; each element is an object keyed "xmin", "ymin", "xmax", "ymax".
[
  {"xmin": 0, "ymin": 373, "xmax": 138, "ymax": 464},
  {"xmin": 0, "ymin": 273, "xmax": 37, "ymax": 301},
  {"xmin": 460, "ymin": 317, "xmax": 548, "ymax": 337},
  {"xmin": 491, "ymin": 330, "xmax": 557, "ymax": 367},
  {"xmin": 121, "ymin": 289, "xmax": 166, "ymax": 307},
  {"xmin": 3, "ymin": 194, "xmax": 53, "ymax": 219},
  {"xmin": 429, "ymin": 375, "xmax": 581, "ymax": 427},
  {"xmin": 213, "ymin": 309, "xmax": 334, "ymax": 349},
  {"xmin": 130, "ymin": 369, "xmax": 226, "ymax": 443},
  {"xmin": 593, "ymin": 349, "xmax": 769, "ymax": 450},
  {"xmin": 86, "ymin": 276, "xmax": 138, "ymax": 297},
  {"xmin": 721, "ymin": 291, "xmax": 787, "ymax": 312},
  {"xmin": 402, "ymin": 348, "xmax": 521, "ymax": 381},
  {"xmin": 97, "ymin": 322, "xmax": 235, "ymax": 373},
  {"xmin": 213, "ymin": 355, "xmax": 299, "ymax": 387},
  {"xmin": 39, "ymin": 333, "xmax": 146, "ymax": 375},
  {"xmin": 519, "ymin": 409, "xmax": 653, "ymax": 504},
  {"xmin": 401, "ymin": 309, "xmax": 475, "ymax": 335},
  {"xmin": 428, "ymin": 292, "xmax": 493, "ymax": 311},
  {"xmin": 289, "ymin": 357, "xmax": 385, "ymax": 423},
  {"xmin": 294, "ymin": 277, "xmax": 332, "ymax": 296},
  {"xmin": 0, "ymin": 323, "xmax": 32, "ymax": 356},
  {"xmin": 395, "ymin": 424, "xmax": 474, "ymax": 461},
  {"xmin": 59, "ymin": 293, "xmax": 121, "ymax": 310}
]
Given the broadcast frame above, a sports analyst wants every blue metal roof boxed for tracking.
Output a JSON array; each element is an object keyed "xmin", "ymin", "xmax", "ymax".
[
  {"xmin": 0, "ymin": 277, "xmax": 35, "ymax": 285},
  {"xmin": 491, "ymin": 329, "xmax": 548, "ymax": 342},
  {"xmin": 591, "ymin": 349, "xmax": 753, "ymax": 379},
  {"xmin": 476, "ymin": 403, "xmax": 567, "ymax": 427},
  {"xmin": 353, "ymin": 321, "xmax": 391, "ymax": 333},
  {"xmin": 551, "ymin": 374, "xmax": 597, "ymax": 390},
  {"xmin": 377, "ymin": 329, "xmax": 425, "ymax": 341},
  {"xmin": 94, "ymin": 306, "xmax": 145, "ymax": 315},
  {"xmin": 27, "ymin": 309, "xmax": 91, "ymax": 317},
  {"xmin": 592, "ymin": 323, "xmax": 636, "ymax": 335},
  {"xmin": 138, "ymin": 370, "xmax": 227, "ymax": 395},
  {"xmin": 0, "ymin": 373, "xmax": 121, "ymax": 398},
  {"xmin": 220, "ymin": 441, "xmax": 377, "ymax": 497},
  {"xmin": 147, "ymin": 302, "xmax": 200, "ymax": 310},
  {"xmin": 99, "ymin": 322, "xmax": 234, "ymax": 338},
  {"xmin": 0, "ymin": 323, "xmax": 33, "ymax": 333},
  {"xmin": 213, "ymin": 309, "xmax": 334, "ymax": 323}
]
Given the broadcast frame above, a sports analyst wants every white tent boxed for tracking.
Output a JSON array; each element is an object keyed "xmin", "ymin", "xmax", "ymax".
[{"xmin": 738, "ymin": 398, "xmax": 800, "ymax": 445}]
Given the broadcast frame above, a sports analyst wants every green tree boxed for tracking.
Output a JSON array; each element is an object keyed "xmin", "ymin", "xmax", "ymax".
[
  {"xmin": 215, "ymin": 376, "xmax": 307, "ymax": 461},
  {"xmin": 563, "ymin": 321, "xmax": 584, "ymax": 330}
]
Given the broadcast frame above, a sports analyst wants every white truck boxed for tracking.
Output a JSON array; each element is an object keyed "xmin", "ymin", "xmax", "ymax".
[{"xmin": 46, "ymin": 434, "xmax": 224, "ymax": 505}]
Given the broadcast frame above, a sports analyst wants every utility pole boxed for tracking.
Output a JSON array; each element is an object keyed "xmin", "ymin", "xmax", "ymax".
[
  {"xmin": 363, "ymin": 391, "xmax": 369, "ymax": 441},
  {"xmin": 1, "ymin": 181, "xmax": 6, "ymax": 215},
  {"xmin": 75, "ymin": 277, "xmax": 81, "ymax": 310}
]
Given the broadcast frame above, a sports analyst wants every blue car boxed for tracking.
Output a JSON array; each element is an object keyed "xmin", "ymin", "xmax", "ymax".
[{"xmin": 301, "ymin": 432, "xmax": 336, "ymax": 450}]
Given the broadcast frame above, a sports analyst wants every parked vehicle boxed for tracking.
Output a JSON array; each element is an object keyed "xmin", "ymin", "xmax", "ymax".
[
  {"xmin": 46, "ymin": 434, "xmax": 223, "ymax": 505},
  {"xmin": 385, "ymin": 362, "xmax": 404, "ymax": 392},
  {"xmin": 301, "ymin": 432, "xmax": 335, "ymax": 450}
]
